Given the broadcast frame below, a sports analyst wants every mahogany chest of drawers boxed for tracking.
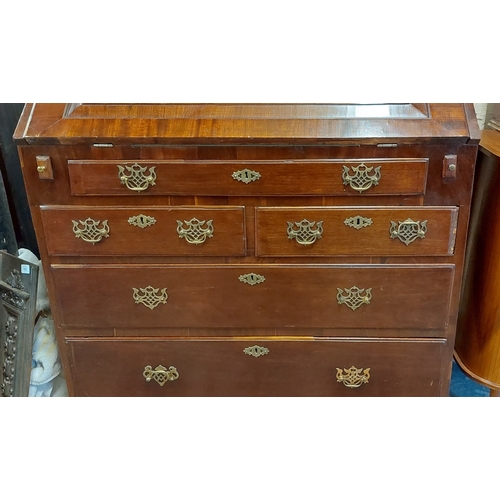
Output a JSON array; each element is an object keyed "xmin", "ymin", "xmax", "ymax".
[{"xmin": 14, "ymin": 103, "xmax": 480, "ymax": 396}]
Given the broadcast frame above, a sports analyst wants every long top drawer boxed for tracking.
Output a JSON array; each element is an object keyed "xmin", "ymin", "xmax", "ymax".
[{"xmin": 67, "ymin": 158, "xmax": 428, "ymax": 197}]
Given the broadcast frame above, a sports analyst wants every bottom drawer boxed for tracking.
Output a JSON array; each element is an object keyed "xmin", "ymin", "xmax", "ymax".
[{"xmin": 66, "ymin": 337, "xmax": 447, "ymax": 396}]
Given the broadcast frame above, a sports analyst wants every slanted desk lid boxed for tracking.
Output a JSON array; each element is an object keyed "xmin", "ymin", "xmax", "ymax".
[{"xmin": 14, "ymin": 103, "xmax": 479, "ymax": 146}]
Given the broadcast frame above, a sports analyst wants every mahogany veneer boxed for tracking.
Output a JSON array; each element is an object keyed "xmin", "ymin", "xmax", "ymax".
[{"xmin": 14, "ymin": 103, "xmax": 480, "ymax": 396}]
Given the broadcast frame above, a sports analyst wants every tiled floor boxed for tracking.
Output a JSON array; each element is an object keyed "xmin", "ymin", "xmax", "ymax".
[{"xmin": 449, "ymin": 360, "xmax": 490, "ymax": 397}]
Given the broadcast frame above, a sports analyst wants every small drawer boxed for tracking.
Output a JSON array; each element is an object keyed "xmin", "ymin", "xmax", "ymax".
[
  {"xmin": 51, "ymin": 264, "xmax": 454, "ymax": 330},
  {"xmin": 40, "ymin": 206, "xmax": 246, "ymax": 257},
  {"xmin": 256, "ymin": 206, "xmax": 458, "ymax": 257},
  {"xmin": 67, "ymin": 158, "xmax": 428, "ymax": 197},
  {"xmin": 66, "ymin": 337, "xmax": 447, "ymax": 396}
]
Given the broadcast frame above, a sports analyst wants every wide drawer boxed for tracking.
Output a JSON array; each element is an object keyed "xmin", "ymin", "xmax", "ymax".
[
  {"xmin": 66, "ymin": 337, "xmax": 447, "ymax": 396},
  {"xmin": 256, "ymin": 206, "xmax": 458, "ymax": 256},
  {"xmin": 40, "ymin": 206, "xmax": 246, "ymax": 257},
  {"xmin": 67, "ymin": 158, "xmax": 428, "ymax": 197},
  {"xmin": 51, "ymin": 264, "xmax": 454, "ymax": 330}
]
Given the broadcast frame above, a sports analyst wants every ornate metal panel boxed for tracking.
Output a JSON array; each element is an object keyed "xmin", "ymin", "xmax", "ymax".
[
  {"xmin": 232, "ymin": 168, "xmax": 261, "ymax": 184},
  {"xmin": 344, "ymin": 215, "xmax": 373, "ymax": 230},
  {"xmin": 337, "ymin": 286, "xmax": 372, "ymax": 311},
  {"xmin": 287, "ymin": 219, "xmax": 324, "ymax": 246},
  {"xmin": 0, "ymin": 251, "xmax": 39, "ymax": 397},
  {"xmin": 243, "ymin": 345, "xmax": 269, "ymax": 357},
  {"xmin": 72, "ymin": 218, "xmax": 110, "ymax": 244},
  {"xmin": 132, "ymin": 285, "xmax": 168, "ymax": 310},
  {"xmin": 117, "ymin": 163, "xmax": 157, "ymax": 192},
  {"xmin": 143, "ymin": 365, "xmax": 179, "ymax": 386},
  {"xmin": 177, "ymin": 218, "xmax": 214, "ymax": 245},
  {"xmin": 128, "ymin": 214, "xmax": 157, "ymax": 228},
  {"xmin": 390, "ymin": 218, "xmax": 427, "ymax": 245},
  {"xmin": 238, "ymin": 273, "xmax": 266, "ymax": 286},
  {"xmin": 342, "ymin": 164, "xmax": 381, "ymax": 192},
  {"xmin": 336, "ymin": 366, "xmax": 371, "ymax": 388}
]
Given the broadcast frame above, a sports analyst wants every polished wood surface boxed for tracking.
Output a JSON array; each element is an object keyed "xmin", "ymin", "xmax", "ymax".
[
  {"xmin": 15, "ymin": 103, "xmax": 476, "ymax": 145},
  {"xmin": 14, "ymin": 103, "xmax": 479, "ymax": 396},
  {"xmin": 67, "ymin": 337, "xmax": 447, "ymax": 397},
  {"xmin": 67, "ymin": 158, "xmax": 429, "ymax": 197},
  {"xmin": 255, "ymin": 207, "xmax": 458, "ymax": 256},
  {"xmin": 41, "ymin": 206, "xmax": 246, "ymax": 257},
  {"xmin": 455, "ymin": 130, "xmax": 500, "ymax": 390},
  {"xmin": 51, "ymin": 264, "xmax": 454, "ymax": 330}
]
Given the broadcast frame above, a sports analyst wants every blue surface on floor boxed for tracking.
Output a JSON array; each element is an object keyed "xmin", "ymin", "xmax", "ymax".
[{"xmin": 449, "ymin": 360, "xmax": 490, "ymax": 397}]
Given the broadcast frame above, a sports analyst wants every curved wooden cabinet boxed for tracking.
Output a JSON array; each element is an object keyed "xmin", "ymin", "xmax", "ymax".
[
  {"xmin": 14, "ymin": 103, "xmax": 479, "ymax": 397},
  {"xmin": 456, "ymin": 130, "xmax": 500, "ymax": 394}
]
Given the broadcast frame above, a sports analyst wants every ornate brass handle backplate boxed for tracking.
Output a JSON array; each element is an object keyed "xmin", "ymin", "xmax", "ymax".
[
  {"xmin": 342, "ymin": 164, "xmax": 381, "ymax": 192},
  {"xmin": 176, "ymin": 218, "xmax": 214, "ymax": 245},
  {"xmin": 287, "ymin": 219, "xmax": 324, "ymax": 246},
  {"xmin": 72, "ymin": 218, "xmax": 110, "ymax": 244},
  {"xmin": 336, "ymin": 366, "xmax": 371, "ymax": 388},
  {"xmin": 143, "ymin": 365, "xmax": 179, "ymax": 386},
  {"xmin": 337, "ymin": 286, "xmax": 372, "ymax": 311},
  {"xmin": 133, "ymin": 286, "xmax": 168, "ymax": 310},
  {"xmin": 117, "ymin": 163, "xmax": 157, "ymax": 192},
  {"xmin": 390, "ymin": 218, "xmax": 427, "ymax": 246}
]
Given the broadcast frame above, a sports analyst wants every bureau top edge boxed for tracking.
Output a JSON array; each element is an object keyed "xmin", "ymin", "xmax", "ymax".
[{"xmin": 13, "ymin": 103, "xmax": 479, "ymax": 146}]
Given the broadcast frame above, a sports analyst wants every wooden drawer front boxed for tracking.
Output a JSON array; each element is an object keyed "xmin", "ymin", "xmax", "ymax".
[
  {"xmin": 67, "ymin": 158, "xmax": 428, "ymax": 197},
  {"xmin": 256, "ymin": 206, "xmax": 458, "ymax": 257},
  {"xmin": 40, "ymin": 206, "xmax": 245, "ymax": 256},
  {"xmin": 66, "ymin": 337, "xmax": 446, "ymax": 396},
  {"xmin": 52, "ymin": 264, "xmax": 454, "ymax": 330}
]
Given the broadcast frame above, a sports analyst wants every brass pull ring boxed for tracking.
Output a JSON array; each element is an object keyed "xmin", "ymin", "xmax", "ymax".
[
  {"xmin": 176, "ymin": 218, "xmax": 214, "ymax": 245},
  {"xmin": 72, "ymin": 218, "xmax": 110, "ymax": 244},
  {"xmin": 342, "ymin": 164, "xmax": 381, "ymax": 192},
  {"xmin": 287, "ymin": 219, "xmax": 324, "ymax": 246},
  {"xmin": 390, "ymin": 218, "xmax": 427, "ymax": 246},
  {"xmin": 143, "ymin": 365, "xmax": 179, "ymax": 386},
  {"xmin": 336, "ymin": 366, "xmax": 371, "ymax": 388},
  {"xmin": 117, "ymin": 163, "xmax": 157, "ymax": 192}
]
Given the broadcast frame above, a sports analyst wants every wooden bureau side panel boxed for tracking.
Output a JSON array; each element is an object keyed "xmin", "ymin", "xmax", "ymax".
[
  {"xmin": 51, "ymin": 264, "xmax": 454, "ymax": 330},
  {"xmin": 256, "ymin": 206, "xmax": 458, "ymax": 256},
  {"xmin": 40, "ymin": 206, "xmax": 246, "ymax": 257},
  {"xmin": 67, "ymin": 159, "xmax": 428, "ymax": 197},
  {"xmin": 66, "ymin": 337, "xmax": 447, "ymax": 397}
]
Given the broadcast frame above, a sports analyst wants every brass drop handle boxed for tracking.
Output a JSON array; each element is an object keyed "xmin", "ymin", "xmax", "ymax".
[
  {"xmin": 133, "ymin": 286, "xmax": 168, "ymax": 310},
  {"xmin": 336, "ymin": 366, "xmax": 371, "ymax": 388},
  {"xmin": 337, "ymin": 286, "xmax": 372, "ymax": 310},
  {"xmin": 72, "ymin": 218, "xmax": 110, "ymax": 244},
  {"xmin": 287, "ymin": 219, "xmax": 324, "ymax": 246},
  {"xmin": 176, "ymin": 218, "xmax": 214, "ymax": 245},
  {"xmin": 143, "ymin": 365, "xmax": 179, "ymax": 386},
  {"xmin": 117, "ymin": 163, "xmax": 157, "ymax": 192},
  {"xmin": 342, "ymin": 163, "xmax": 381, "ymax": 192},
  {"xmin": 390, "ymin": 218, "xmax": 427, "ymax": 246}
]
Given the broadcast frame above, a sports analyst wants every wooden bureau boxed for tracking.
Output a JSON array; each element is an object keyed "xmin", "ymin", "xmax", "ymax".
[{"xmin": 14, "ymin": 103, "xmax": 480, "ymax": 396}]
